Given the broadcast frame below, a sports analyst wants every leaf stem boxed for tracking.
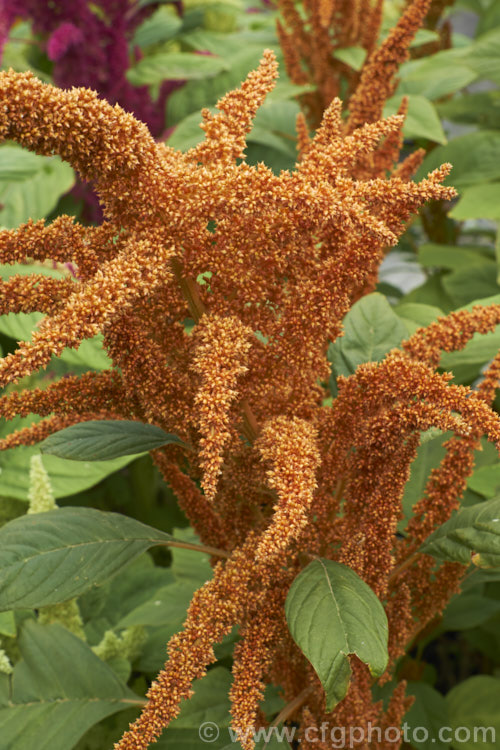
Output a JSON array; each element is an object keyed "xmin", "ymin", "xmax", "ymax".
[
  {"xmin": 268, "ymin": 686, "xmax": 312, "ymax": 734},
  {"xmin": 163, "ymin": 539, "xmax": 231, "ymax": 559},
  {"xmin": 387, "ymin": 551, "xmax": 420, "ymax": 584}
]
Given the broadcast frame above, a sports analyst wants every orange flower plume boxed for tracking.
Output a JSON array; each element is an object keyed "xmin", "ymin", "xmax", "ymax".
[{"xmin": 0, "ymin": 33, "xmax": 498, "ymax": 750}]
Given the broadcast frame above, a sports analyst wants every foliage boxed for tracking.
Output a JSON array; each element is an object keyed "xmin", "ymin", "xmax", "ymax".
[{"xmin": 2, "ymin": 1, "xmax": 500, "ymax": 750}]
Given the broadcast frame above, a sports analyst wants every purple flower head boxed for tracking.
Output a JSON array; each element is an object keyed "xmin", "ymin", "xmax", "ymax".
[{"xmin": 47, "ymin": 21, "xmax": 82, "ymax": 61}]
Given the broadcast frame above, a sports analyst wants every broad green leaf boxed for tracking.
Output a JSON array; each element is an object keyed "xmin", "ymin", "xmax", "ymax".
[
  {"xmin": 245, "ymin": 142, "xmax": 296, "ymax": 174},
  {"xmin": 156, "ymin": 668, "xmax": 292, "ymax": 749},
  {"xmin": 0, "ymin": 148, "xmax": 75, "ymax": 228},
  {"xmin": 49, "ymin": 335, "xmax": 112, "ymax": 371},
  {"xmin": 420, "ymin": 496, "xmax": 500, "ymax": 568},
  {"xmin": 417, "ymin": 243, "xmax": 494, "ymax": 271},
  {"xmin": 440, "ymin": 328, "xmax": 500, "ymax": 381},
  {"xmin": 441, "ymin": 593, "xmax": 500, "ymax": 631},
  {"xmin": 132, "ymin": 7, "xmax": 182, "ymax": 47},
  {"xmin": 0, "ymin": 309, "xmax": 111, "ymax": 370},
  {"xmin": 397, "ymin": 52, "xmax": 476, "ymax": 100},
  {"xmin": 167, "ymin": 109, "xmax": 215, "ymax": 151},
  {"xmin": 0, "ymin": 145, "xmax": 47, "ymax": 181},
  {"xmin": 383, "ymin": 94, "xmax": 446, "ymax": 144},
  {"xmin": 468, "ymin": 464, "xmax": 500, "ymax": 498},
  {"xmin": 0, "ymin": 324, "xmax": 112, "ymax": 372},
  {"xmin": 252, "ymin": 97, "xmax": 299, "ymax": 131},
  {"xmin": 394, "ymin": 302, "xmax": 442, "ymax": 336},
  {"xmin": 450, "ymin": 183, "xmax": 500, "ymax": 220},
  {"xmin": 179, "ymin": 28, "xmax": 255, "ymax": 57},
  {"xmin": 166, "ymin": 47, "xmax": 277, "ymax": 126},
  {"xmin": 462, "ymin": 26, "xmax": 500, "ymax": 85},
  {"xmin": 285, "ymin": 559, "xmax": 388, "ymax": 710},
  {"xmin": 0, "ymin": 263, "xmax": 112, "ymax": 370},
  {"xmin": 169, "ymin": 527, "xmax": 213, "ymax": 585},
  {"xmin": 443, "ymin": 262, "xmax": 500, "ymax": 307},
  {"xmin": 40, "ymin": 419, "xmax": 184, "ymax": 461},
  {"xmin": 401, "ymin": 433, "xmax": 448, "ymax": 520},
  {"xmin": 168, "ymin": 667, "xmax": 232, "ymax": 728},
  {"xmin": 0, "ymin": 621, "xmax": 141, "ymax": 750},
  {"xmin": 401, "ymin": 275, "xmax": 454, "ymax": 313},
  {"xmin": 476, "ymin": 4, "xmax": 500, "ymax": 36},
  {"xmin": 0, "ymin": 610, "xmax": 15, "ymax": 637},
  {"xmin": 168, "ymin": 99, "xmax": 300, "ymax": 156},
  {"xmin": 0, "ymin": 417, "xmax": 135, "ymax": 500},
  {"xmin": 117, "ymin": 581, "xmax": 194, "ymax": 628},
  {"xmin": 133, "ymin": 530, "xmax": 213, "ymax": 674},
  {"xmin": 78, "ymin": 554, "xmax": 175, "ymax": 644},
  {"xmin": 437, "ymin": 91, "xmax": 500, "ymax": 130},
  {"xmin": 247, "ymin": 126, "xmax": 297, "ymax": 157},
  {"xmin": 328, "ymin": 293, "xmax": 407, "ymax": 385},
  {"xmin": 156, "ymin": 668, "xmax": 232, "ymax": 748},
  {"xmin": 446, "ymin": 676, "xmax": 499, "ymax": 750},
  {"xmin": 410, "ymin": 29, "xmax": 440, "ymax": 48},
  {"xmin": 431, "ymin": 292, "xmax": 500, "ymax": 379},
  {"xmin": 127, "ymin": 52, "xmax": 229, "ymax": 86},
  {"xmin": 332, "ymin": 46, "xmax": 366, "ymax": 71},
  {"xmin": 404, "ymin": 682, "xmax": 450, "ymax": 750},
  {"xmin": 0, "ymin": 506, "xmax": 174, "ymax": 610},
  {"xmin": 418, "ymin": 131, "xmax": 500, "ymax": 189}
]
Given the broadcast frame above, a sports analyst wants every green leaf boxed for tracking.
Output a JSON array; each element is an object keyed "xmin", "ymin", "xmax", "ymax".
[
  {"xmin": 0, "ymin": 145, "xmax": 48, "ymax": 181},
  {"xmin": 446, "ymin": 676, "xmax": 499, "ymax": 750},
  {"xmin": 179, "ymin": 28, "xmax": 254, "ymax": 57},
  {"xmin": 383, "ymin": 94, "xmax": 446, "ymax": 144},
  {"xmin": 476, "ymin": 4, "xmax": 500, "ymax": 36},
  {"xmin": 0, "ymin": 506, "xmax": 174, "ymax": 610},
  {"xmin": 450, "ymin": 183, "xmax": 500, "ymax": 220},
  {"xmin": 394, "ymin": 302, "xmax": 442, "ymax": 336},
  {"xmin": 468, "ymin": 464, "xmax": 500, "ymax": 498},
  {"xmin": 167, "ymin": 109, "xmax": 215, "ymax": 151},
  {"xmin": 245, "ymin": 142, "xmax": 296, "ymax": 174},
  {"xmin": 332, "ymin": 46, "xmax": 366, "ymax": 71},
  {"xmin": 437, "ymin": 91, "xmax": 500, "ymax": 130},
  {"xmin": 0, "ymin": 146, "xmax": 75, "ymax": 228},
  {"xmin": 404, "ymin": 682, "xmax": 450, "ymax": 750},
  {"xmin": 441, "ymin": 593, "xmax": 500, "ymax": 631},
  {"xmin": 0, "ymin": 610, "xmax": 15, "ymax": 637},
  {"xmin": 127, "ymin": 52, "xmax": 229, "ymax": 86},
  {"xmin": 166, "ymin": 47, "xmax": 275, "ymax": 126},
  {"xmin": 420, "ymin": 496, "xmax": 500, "ymax": 568},
  {"xmin": 418, "ymin": 131, "xmax": 500, "ymax": 189},
  {"xmin": 40, "ymin": 420, "xmax": 184, "ymax": 461},
  {"xmin": 169, "ymin": 527, "xmax": 213, "ymax": 585},
  {"xmin": 397, "ymin": 51, "xmax": 476, "ymax": 100},
  {"xmin": 410, "ymin": 29, "xmax": 440, "ymax": 48},
  {"xmin": 156, "ymin": 668, "xmax": 292, "ymax": 749},
  {"xmin": 401, "ymin": 275, "xmax": 454, "ymax": 313},
  {"xmin": 0, "ymin": 621, "xmax": 141, "ymax": 750},
  {"xmin": 440, "ymin": 328, "xmax": 500, "ymax": 382},
  {"xmin": 117, "ymin": 581, "xmax": 194, "ymax": 628},
  {"xmin": 132, "ymin": 7, "xmax": 182, "ymax": 47},
  {"xmin": 0, "ymin": 416, "xmax": 135, "ymax": 500},
  {"xmin": 401, "ymin": 433, "xmax": 448, "ymax": 520},
  {"xmin": 442, "ymin": 262, "xmax": 500, "ymax": 307},
  {"xmin": 328, "ymin": 292, "xmax": 407, "ymax": 385},
  {"xmin": 284, "ymin": 559, "xmax": 388, "ymax": 711},
  {"xmin": 417, "ymin": 243, "xmax": 494, "ymax": 272},
  {"xmin": 462, "ymin": 26, "xmax": 500, "ymax": 85},
  {"xmin": 156, "ymin": 668, "xmax": 232, "ymax": 748},
  {"xmin": 168, "ymin": 99, "xmax": 300, "ymax": 157},
  {"xmin": 0, "ymin": 264, "xmax": 112, "ymax": 371}
]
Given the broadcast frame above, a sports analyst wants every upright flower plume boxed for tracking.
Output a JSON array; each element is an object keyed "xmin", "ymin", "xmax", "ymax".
[
  {"xmin": 277, "ymin": 0, "xmax": 438, "ymax": 130},
  {"xmin": 0, "ymin": 26, "xmax": 499, "ymax": 750}
]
